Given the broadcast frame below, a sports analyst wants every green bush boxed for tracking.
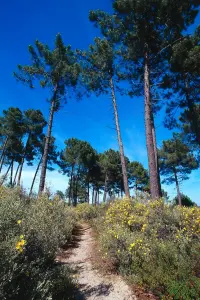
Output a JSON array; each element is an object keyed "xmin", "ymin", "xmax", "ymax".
[
  {"xmin": 0, "ymin": 186, "xmax": 76, "ymax": 300},
  {"xmin": 96, "ymin": 198, "xmax": 200, "ymax": 299},
  {"xmin": 174, "ymin": 193, "xmax": 195, "ymax": 207},
  {"xmin": 75, "ymin": 202, "xmax": 105, "ymax": 221}
]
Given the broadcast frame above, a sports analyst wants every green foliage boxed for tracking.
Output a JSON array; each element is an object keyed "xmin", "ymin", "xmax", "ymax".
[
  {"xmin": 75, "ymin": 203, "xmax": 104, "ymax": 221},
  {"xmin": 128, "ymin": 161, "xmax": 149, "ymax": 194},
  {"xmin": 174, "ymin": 193, "xmax": 195, "ymax": 207},
  {"xmin": 14, "ymin": 34, "xmax": 81, "ymax": 110},
  {"xmin": 96, "ymin": 198, "xmax": 200, "ymax": 298},
  {"xmin": 159, "ymin": 134, "xmax": 198, "ymax": 184},
  {"xmin": 0, "ymin": 186, "xmax": 76, "ymax": 299}
]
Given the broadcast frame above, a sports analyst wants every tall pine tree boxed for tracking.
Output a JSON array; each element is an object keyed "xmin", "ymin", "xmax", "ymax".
[{"xmin": 14, "ymin": 34, "xmax": 81, "ymax": 194}]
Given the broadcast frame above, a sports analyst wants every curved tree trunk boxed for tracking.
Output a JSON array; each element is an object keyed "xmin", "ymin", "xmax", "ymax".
[
  {"xmin": 110, "ymin": 77, "xmax": 130, "ymax": 198},
  {"xmin": 0, "ymin": 161, "xmax": 12, "ymax": 186},
  {"xmin": 0, "ymin": 136, "xmax": 8, "ymax": 173},
  {"xmin": 17, "ymin": 134, "xmax": 31, "ymax": 186},
  {"xmin": 144, "ymin": 52, "xmax": 160, "ymax": 199},
  {"xmin": 13, "ymin": 163, "xmax": 20, "ymax": 186},
  {"xmin": 38, "ymin": 88, "xmax": 57, "ymax": 194},
  {"xmin": 174, "ymin": 169, "xmax": 182, "ymax": 206},
  {"xmin": 29, "ymin": 156, "xmax": 42, "ymax": 197}
]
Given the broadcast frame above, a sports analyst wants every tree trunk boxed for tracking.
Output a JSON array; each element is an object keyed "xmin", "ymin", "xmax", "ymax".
[
  {"xmin": 10, "ymin": 160, "xmax": 14, "ymax": 186},
  {"xmin": 144, "ymin": 52, "xmax": 160, "ymax": 199},
  {"xmin": 151, "ymin": 116, "xmax": 162, "ymax": 195},
  {"xmin": 0, "ymin": 136, "xmax": 8, "ymax": 173},
  {"xmin": 0, "ymin": 161, "xmax": 12, "ymax": 186},
  {"xmin": 13, "ymin": 163, "xmax": 20, "ymax": 186},
  {"xmin": 38, "ymin": 88, "xmax": 57, "ymax": 194},
  {"xmin": 97, "ymin": 189, "xmax": 99, "ymax": 205},
  {"xmin": 135, "ymin": 183, "xmax": 138, "ymax": 199},
  {"xmin": 68, "ymin": 164, "xmax": 75, "ymax": 206},
  {"xmin": 95, "ymin": 189, "xmax": 98, "ymax": 206},
  {"xmin": 92, "ymin": 187, "xmax": 95, "ymax": 205},
  {"xmin": 17, "ymin": 134, "xmax": 31, "ymax": 186},
  {"xmin": 87, "ymin": 180, "xmax": 90, "ymax": 204},
  {"xmin": 110, "ymin": 77, "xmax": 130, "ymax": 198},
  {"xmin": 174, "ymin": 169, "xmax": 182, "ymax": 206},
  {"xmin": 29, "ymin": 156, "xmax": 42, "ymax": 197},
  {"xmin": 103, "ymin": 174, "xmax": 108, "ymax": 203}
]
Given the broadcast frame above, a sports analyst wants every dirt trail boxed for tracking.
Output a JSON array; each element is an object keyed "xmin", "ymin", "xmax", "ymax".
[{"xmin": 57, "ymin": 224, "xmax": 137, "ymax": 300}]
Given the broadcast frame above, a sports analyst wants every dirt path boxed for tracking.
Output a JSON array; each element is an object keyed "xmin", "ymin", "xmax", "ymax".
[{"xmin": 57, "ymin": 224, "xmax": 137, "ymax": 300}]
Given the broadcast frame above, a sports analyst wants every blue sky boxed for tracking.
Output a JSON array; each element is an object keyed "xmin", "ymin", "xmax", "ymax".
[{"xmin": 0, "ymin": 0, "xmax": 200, "ymax": 204}]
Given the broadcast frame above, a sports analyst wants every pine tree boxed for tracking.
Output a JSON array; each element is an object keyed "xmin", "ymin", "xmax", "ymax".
[
  {"xmin": 162, "ymin": 28, "xmax": 200, "ymax": 145},
  {"xmin": 17, "ymin": 109, "xmax": 47, "ymax": 186},
  {"xmin": 90, "ymin": 0, "xmax": 199, "ymax": 199},
  {"xmin": 80, "ymin": 37, "xmax": 130, "ymax": 198},
  {"xmin": 14, "ymin": 34, "xmax": 81, "ymax": 194},
  {"xmin": 29, "ymin": 135, "xmax": 59, "ymax": 196},
  {"xmin": 0, "ymin": 107, "xmax": 24, "ymax": 173},
  {"xmin": 59, "ymin": 138, "xmax": 97, "ymax": 205},
  {"xmin": 128, "ymin": 161, "xmax": 149, "ymax": 197},
  {"xmin": 158, "ymin": 134, "xmax": 198, "ymax": 205}
]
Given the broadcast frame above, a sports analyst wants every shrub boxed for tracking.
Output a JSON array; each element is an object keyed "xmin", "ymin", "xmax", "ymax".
[
  {"xmin": 75, "ymin": 203, "xmax": 104, "ymax": 221},
  {"xmin": 173, "ymin": 193, "xmax": 195, "ymax": 207},
  {"xmin": 97, "ymin": 198, "xmax": 200, "ymax": 299},
  {"xmin": 0, "ymin": 186, "xmax": 76, "ymax": 299}
]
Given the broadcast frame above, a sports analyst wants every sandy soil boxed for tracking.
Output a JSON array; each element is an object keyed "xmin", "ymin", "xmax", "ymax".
[{"xmin": 57, "ymin": 224, "xmax": 137, "ymax": 300}]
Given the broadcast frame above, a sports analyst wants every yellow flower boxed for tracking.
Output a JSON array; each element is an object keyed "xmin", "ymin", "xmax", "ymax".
[
  {"xmin": 20, "ymin": 235, "xmax": 24, "ymax": 239},
  {"xmin": 17, "ymin": 220, "xmax": 22, "ymax": 225},
  {"xmin": 16, "ymin": 241, "xmax": 21, "ymax": 250},
  {"xmin": 20, "ymin": 239, "xmax": 26, "ymax": 246}
]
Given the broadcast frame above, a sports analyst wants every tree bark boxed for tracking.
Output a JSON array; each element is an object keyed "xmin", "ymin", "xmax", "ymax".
[
  {"xmin": 97, "ymin": 189, "xmax": 99, "ymax": 205},
  {"xmin": 110, "ymin": 77, "xmax": 130, "ymax": 198},
  {"xmin": 17, "ymin": 134, "xmax": 31, "ymax": 186},
  {"xmin": 144, "ymin": 52, "xmax": 160, "ymax": 199},
  {"xmin": 103, "ymin": 173, "xmax": 108, "ymax": 203},
  {"xmin": 38, "ymin": 87, "xmax": 57, "ymax": 194},
  {"xmin": 68, "ymin": 164, "xmax": 74, "ymax": 206},
  {"xmin": 151, "ymin": 116, "xmax": 162, "ymax": 195},
  {"xmin": 0, "ymin": 161, "xmax": 12, "ymax": 186},
  {"xmin": 10, "ymin": 160, "xmax": 14, "ymax": 186},
  {"xmin": 174, "ymin": 168, "xmax": 182, "ymax": 206},
  {"xmin": 13, "ymin": 163, "xmax": 20, "ymax": 186},
  {"xmin": 29, "ymin": 156, "xmax": 42, "ymax": 197},
  {"xmin": 0, "ymin": 136, "xmax": 8, "ymax": 173},
  {"xmin": 87, "ymin": 180, "xmax": 90, "ymax": 204},
  {"xmin": 92, "ymin": 187, "xmax": 95, "ymax": 205}
]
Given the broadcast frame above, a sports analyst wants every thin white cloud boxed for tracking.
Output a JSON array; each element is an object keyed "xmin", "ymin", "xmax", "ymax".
[{"xmin": 2, "ymin": 165, "xmax": 68, "ymax": 194}]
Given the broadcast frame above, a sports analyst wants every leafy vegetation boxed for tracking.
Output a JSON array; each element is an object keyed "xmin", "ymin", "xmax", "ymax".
[
  {"xmin": 0, "ymin": 186, "xmax": 76, "ymax": 299},
  {"xmin": 94, "ymin": 198, "xmax": 200, "ymax": 299},
  {"xmin": 1, "ymin": 0, "xmax": 200, "ymax": 298}
]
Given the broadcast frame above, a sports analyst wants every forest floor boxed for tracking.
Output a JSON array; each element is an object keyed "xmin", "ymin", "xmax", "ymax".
[{"xmin": 57, "ymin": 224, "xmax": 156, "ymax": 300}]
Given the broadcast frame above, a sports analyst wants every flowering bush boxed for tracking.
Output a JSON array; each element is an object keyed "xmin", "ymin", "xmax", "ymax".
[
  {"xmin": 97, "ymin": 198, "xmax": 200, "ymax": 299},
  {"xmin": 75, "ymin": 202, "xmax": 105, "ymax": 221},
  {"xmin": 0, "ymin": 186, "xmax": 76, "ymax": 299}
]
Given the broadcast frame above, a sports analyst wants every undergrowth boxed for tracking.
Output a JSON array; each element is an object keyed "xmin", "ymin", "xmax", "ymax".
[
  {"xmin": 93, "ymin": 198, "xmax": 200, "ymax": 299},
  {"xmin": 0, "ymin": 186, "xmax": 77, "ymax": 300}
]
